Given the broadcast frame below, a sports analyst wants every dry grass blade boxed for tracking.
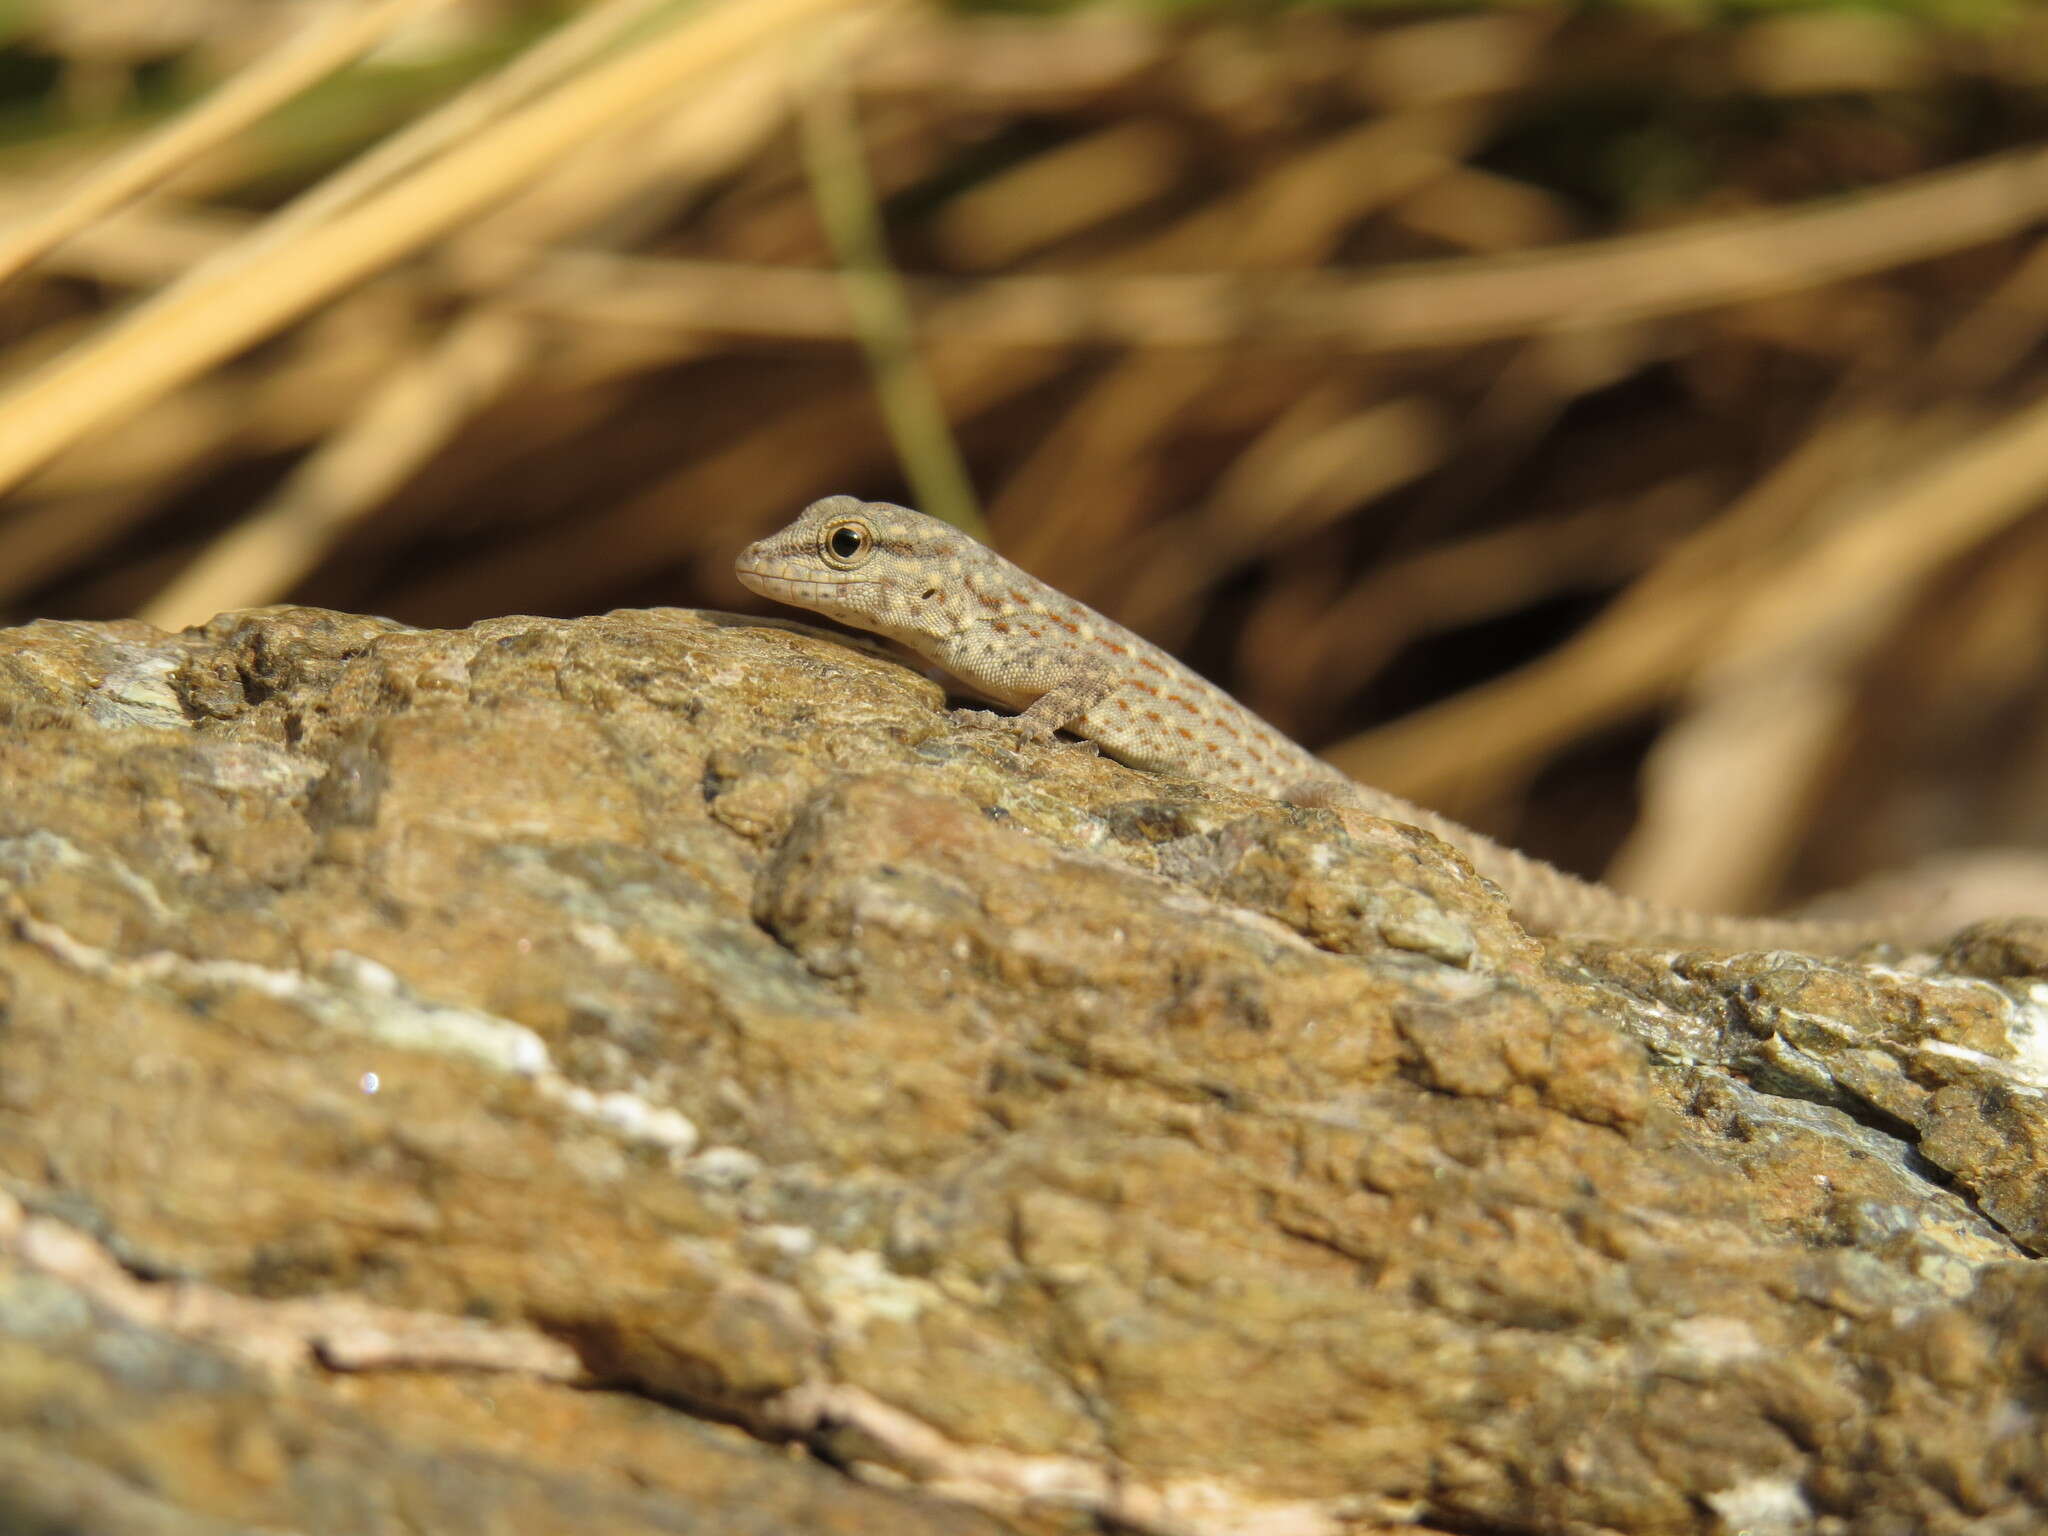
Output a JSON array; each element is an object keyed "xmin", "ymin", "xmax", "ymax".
[
  {"xmin": 191, "ymin": 0, "xmax": 687, "ymax": 277},
  {"xmin": 392, "ymin": 340, "xmax": 1065, "ymax": 621},
  {"xmin": 137, "ymin": 311, "xmax": 532, "ymax": 630},
  {"xmin": 1116, "ymin": 392, "xmax": 1447, "ymax": 639},
  {"xmin": 988, "ymin": 355, "xmax": 1220, "ymax": 577},
  {"xmin": 0, "ymin": 189, "xmax": 247, "ymax": 289},
  {"xmin": 0, "ymin": 292, "xmax": 421, "ymax": 609},
  {"xmin": 1608, "ymin": 656, "xmax": 1862, "ymax": 910},
  {"xmin": 0, "ymin": 0, "xmax": 450, "ymax": 289},
  {"xmin": 1111, "ymin": 104, "xmax": 1498, "ymax": 272},
  {"xmin": 1322, "ymin": 410, "xmax": 1900, "ymax": 801},
  {"xmin": 1341, "ymin": 360, "xmax": 2048, "ymax": 844},
  {"xmin": 458, "ymin": 48, "xmax": 796, "ymax": 254},
  {"xmin": 1719, "ymin": 399, "xmax": 2048, "ymax": 668},
  {"xmin": 799, "ymin": 33, "xmax": 983, "ymax": 538},
  {"xmin": 1279, "ymin": 479, "xmax": 1710, "ymax": 708},
  {"xmin": 482, "ymin": 138, "xmax": 2048, "ymax": 354},
  {"xmin": 0, "ymin": 0, "xmax": 894, "ymax": 501},
  {"xmin": 1305, "ymin": 144, "xmax": 2048, "ymax": 341},
  {"xmin": 1606, "ymin": 384, "xmax": 2048, "ymax": 907}
]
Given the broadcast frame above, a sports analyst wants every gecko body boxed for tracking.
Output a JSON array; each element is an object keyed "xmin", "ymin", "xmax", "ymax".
[{"xmin": 736, "ymin": 496, "xmax": 1906, "ymax": 951}]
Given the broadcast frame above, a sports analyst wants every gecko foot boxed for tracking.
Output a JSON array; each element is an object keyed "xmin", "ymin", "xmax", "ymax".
[
  {"xmin": 1282, "ymin": 776, "xmax": 1364, "ymax": 811},
  {"xmin": 949, "ymin": 708, "xmax": 1094, "ymax": 753},
  {"xmin": 951, "ymin": 706, "xmax": 1046, "ymax": 742}
]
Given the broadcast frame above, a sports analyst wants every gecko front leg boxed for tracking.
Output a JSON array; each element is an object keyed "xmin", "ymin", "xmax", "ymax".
[{"xmin": 950, "ymin": 662, "xmax": 1119, "ymax": 753}]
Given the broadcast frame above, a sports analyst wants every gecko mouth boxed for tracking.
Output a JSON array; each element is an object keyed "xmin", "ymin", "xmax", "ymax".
[{"xmin": 733, "ymin": 565, "xmax": 874, "ymax": 600}]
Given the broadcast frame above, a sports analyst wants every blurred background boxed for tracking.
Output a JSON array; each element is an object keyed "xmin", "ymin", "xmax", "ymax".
[{"xmin": 2, "ymin": 0, "xmax": 2047, "ymax": 921}]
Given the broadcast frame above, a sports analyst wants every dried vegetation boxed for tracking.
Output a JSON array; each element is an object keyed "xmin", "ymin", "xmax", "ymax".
[{"xmin": 4, "ymin": 0, "xmax": 2048, "ymax": 917}]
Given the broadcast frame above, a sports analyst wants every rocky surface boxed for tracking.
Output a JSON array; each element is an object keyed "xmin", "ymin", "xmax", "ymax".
[{"xmin": 0, "ymin": 603, "xmax": 2043, "ymax": 1535}]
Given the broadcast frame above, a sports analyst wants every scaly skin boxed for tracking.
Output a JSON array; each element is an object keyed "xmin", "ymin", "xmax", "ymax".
[{"xmin": 737, "ymin": 495, "xmax": 1910, "ymax": 951}]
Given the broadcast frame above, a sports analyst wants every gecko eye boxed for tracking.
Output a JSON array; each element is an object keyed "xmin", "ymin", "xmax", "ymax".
[{"xmin": 821, "ymin": 520, "xmax": 873, "ymax": 568}]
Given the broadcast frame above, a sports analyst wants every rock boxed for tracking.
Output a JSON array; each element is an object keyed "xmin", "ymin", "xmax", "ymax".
[
  {"xmin": 1943, "ymin": 914, "xmax": 2048, "ymax": 981},
  {"xmin": 0, "ymin": 604, "xmax": 2042, "ymax": 1534}
]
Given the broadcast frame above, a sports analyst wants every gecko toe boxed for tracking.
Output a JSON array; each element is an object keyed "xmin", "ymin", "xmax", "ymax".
[
  {"xmin": 950, "ymin": 707, "xmax": 1065, "ymax": 748},
  {"xmin": 1282, "ymin": 777, "xmax": 1345, "ymax": 808}
]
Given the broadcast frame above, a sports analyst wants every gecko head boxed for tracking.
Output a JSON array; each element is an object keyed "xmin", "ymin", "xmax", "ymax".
[{"xmin": 735, "ymin": 496, "xmax": 971, "ymax": 643}]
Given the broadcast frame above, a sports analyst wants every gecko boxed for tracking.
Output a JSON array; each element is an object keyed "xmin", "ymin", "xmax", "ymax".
[{"xmin": 735, "ymin": 495, "xmax": 1913, "ymax": 951}]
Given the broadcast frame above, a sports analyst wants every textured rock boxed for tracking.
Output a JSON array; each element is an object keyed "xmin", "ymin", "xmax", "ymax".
[{"xmin": 0, "ymin": 605, "xmax": 2043, "ymax": 1534}]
